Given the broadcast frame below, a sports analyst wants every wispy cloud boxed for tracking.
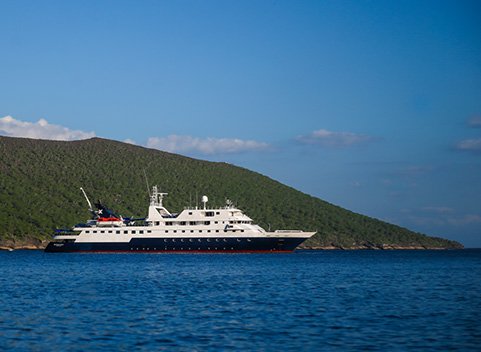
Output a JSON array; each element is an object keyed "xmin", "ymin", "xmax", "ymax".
[
  {"xmin": 0, "ymin": 116, "xmax": 95, "ymax": 141},
  {"xmin": 468, "ymin": 116, "xmax": 481, "ymax": 128},
  {"xmin": 297, "ymin": 129, "xmax": 376, "ymax": 148},
  {"xmin": 456, "ymin": 138, "xmax": 481, "ymax": 152},
  {"xmin": 422, "ymin": 206, "xmax": 454, "ymax": 214},
  {"xmin": 147, "ymin": 135, "xmax": 270, "ymax": 155},
  {"xmin": 447, "ymin": 214, "xmax": 481, "ymax": 226},
  {"xmin": 405, "ymin": 209, "xmax": 481, "ymax": 227}
]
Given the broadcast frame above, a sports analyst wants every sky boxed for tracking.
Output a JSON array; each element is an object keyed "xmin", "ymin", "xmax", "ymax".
[{"xmin": 1, "ymin": 0, "xmax": 480, "ymax": 246}]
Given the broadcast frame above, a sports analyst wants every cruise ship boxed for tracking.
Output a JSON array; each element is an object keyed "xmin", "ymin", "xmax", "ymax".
[{"xmin": 45, "ymin": 186, "xmax": 316, "ymax": 253}]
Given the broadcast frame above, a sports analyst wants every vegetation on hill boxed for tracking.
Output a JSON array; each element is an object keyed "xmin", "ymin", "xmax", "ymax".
[{"xmin": 0, "ymin": 136, "xmax": 462, "ymax": 249}]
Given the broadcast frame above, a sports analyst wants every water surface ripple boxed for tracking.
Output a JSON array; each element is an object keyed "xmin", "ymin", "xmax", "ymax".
[{"xmin": 1, "ymin": 250, "xmax": 480, "ymax": 351}]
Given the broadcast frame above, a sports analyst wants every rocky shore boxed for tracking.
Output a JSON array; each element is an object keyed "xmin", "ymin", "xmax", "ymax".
[
  {"xmin": 298, "ymin": 244, "xmax": 460, "ymax": 250},
  {"xmin": 0, "ymin": 238, "xmax": 49, "ymax": 251}
]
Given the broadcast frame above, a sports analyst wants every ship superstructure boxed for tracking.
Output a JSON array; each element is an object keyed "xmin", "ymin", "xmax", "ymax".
[{"xmin": 45, "ymin": 186, "xmax": 315, "ymax": 253}]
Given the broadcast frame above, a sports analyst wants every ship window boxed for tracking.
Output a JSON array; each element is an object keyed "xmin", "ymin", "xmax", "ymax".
[
  {"xmin": 147, "ymin": 230, "xmax": 151, "ymax": 233},
  {"xmin": 241, "ymin": 230, "xmax": 244, "ymax": 232},
  {"xmin": 166, "ymin": 222, "xmax": 173, "ymax": 226},
  {"xmin": 182, "ymin": 230, "xmax": 185, "ymax": 233},
  {"xmin": 132, "ymin": 231, "xmax": 136, "ymax": 234},
  {"xmin": 86, "ymin": 231, "xmax": 90, "ymax": 233},
  {"xmin": 199, "ymin": 230, "xmax": 202, "ymax": 233},
  {"xmin": 139, "ymin": 230, "xmax": 144, "ymax": 234},
  {"xmin": 189, "ymin": 221, "xmax": 196, "ymax": 225},
  {"xmin": 215, "ymin": 221, "xmax": 218, "ymax": 224},
  {"xmin": 174, "ymin": 230, "xmax": 177, "ymax": 233},
  {"xmin": 165, "ymin": 230, "xmax": 169, "ymax": 233},
  {"xmin": 216, "ymin": 212, "xmax": 220, "ymax": 215},
  {"xmin": 216, "ymin": 230, "xmax": 219, "ymax": 233},
  {"xmin": 108, "ymin": 230, "xmax": 112, "ymax": 233},
  {"xmin": 155, "ymin": 221, "xmax": 160, "ymax": 226},
  {"xmin": 207, "ymin": 230, "xmax": 211, "ymax": 233},
  {"xmin": 190, "ymin": 230, "xmax": 194, "ymax": 233},
  {"xmin": 101, "ymin": 231, "xmax": 105, "ymax": 233},
  {"xmin": 116, "ymin": 231, "xmax": 120, "ymax": 234},
  {"xmin": 180, "ymin": 221, "xmax": 186, "ymax": 225},
  {"xmin": 204, "ymin": 221, "xmax": 210, "ymax": 225},
  {"xmin": 205, "ymin": 211, "xmax": 214, "ymax": 217},
  {"xmin": 188, "ymin": 212, "xmax": 192, "ymax": 215},
  {"xmin": 232, "ymin": 230, "xmax": 236, "ymax": 233},
  {"xmin": 124, "ymin": 231, "xmax": 128, "ymax": 234}
]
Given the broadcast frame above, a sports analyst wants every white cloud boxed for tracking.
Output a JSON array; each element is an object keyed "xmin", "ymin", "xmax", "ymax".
[
  {"xmin": 123, "ymin": 139, "xmax": 137, "ymax": 145},
  {"xmin": 0, "ymin": 116, "xmax": 95, "ymax": 141},
  {"xmin": 456, "ymin": 138, "xmax": 481, "ymax": 152},
  {"xmin": 447, "ymin": 214, "xmax": 481, "ymax": 226},
  {"xmin": 146, "ymin": 135, "xmax": 270, "ymax": 155},
  {"xmin": 297, "ymin": 129, "xmax": 376, "ymax": 148},
  {"xmin": 468, "ymin": 117, "xmax": 481, "ymax": 128}
]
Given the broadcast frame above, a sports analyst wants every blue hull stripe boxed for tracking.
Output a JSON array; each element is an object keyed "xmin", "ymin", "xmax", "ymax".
[{"xmin": 45, "ymin": 237, "xmax": 306, "ymax": 253}]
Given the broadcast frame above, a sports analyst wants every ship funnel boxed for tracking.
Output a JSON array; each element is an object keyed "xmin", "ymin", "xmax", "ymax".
[{"xmin": 201, "ymin": 195, "xmax": 208, "ymax": 210}]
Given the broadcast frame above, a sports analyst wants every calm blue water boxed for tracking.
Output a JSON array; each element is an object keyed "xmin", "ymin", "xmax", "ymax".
[{"xmin": 1, "ymin": 250, "xmax": 480, "ymax": 351}]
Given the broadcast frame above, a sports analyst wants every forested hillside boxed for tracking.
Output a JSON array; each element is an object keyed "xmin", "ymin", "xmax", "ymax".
[{"xmin": 0, "ymin": 136, "xmax": 462, "ymax": 249}]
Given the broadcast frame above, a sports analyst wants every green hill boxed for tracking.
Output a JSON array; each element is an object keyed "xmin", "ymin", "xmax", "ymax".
[{"xmin": 0, "ymin": 136, "xmax": 462, "ymax": 249}]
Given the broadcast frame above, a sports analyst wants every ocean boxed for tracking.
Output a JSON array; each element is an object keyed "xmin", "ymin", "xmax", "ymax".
[{"xmin": 1, "ymin": 250, "xmax": 480, "ymax": 351}]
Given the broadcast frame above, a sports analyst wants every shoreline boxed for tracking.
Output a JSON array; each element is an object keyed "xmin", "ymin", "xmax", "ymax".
[{"xmin": 1, "ymin": 244, "xmax": 463, "ymax": 251}]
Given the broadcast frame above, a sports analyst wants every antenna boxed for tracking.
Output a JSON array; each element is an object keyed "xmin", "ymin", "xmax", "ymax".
[
  {"xmin": 80, "ymin": 187, "xmax": 93, "ymax": 212},
  {"xmin": 143, "ymin": 169, "xmax": 151, "ymax": 197}
]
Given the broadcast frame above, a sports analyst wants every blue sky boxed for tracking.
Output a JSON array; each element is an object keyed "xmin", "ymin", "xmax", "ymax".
[{"xmin": 1, "ymin": 0, "xmax": 480, "ymax": 246}]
